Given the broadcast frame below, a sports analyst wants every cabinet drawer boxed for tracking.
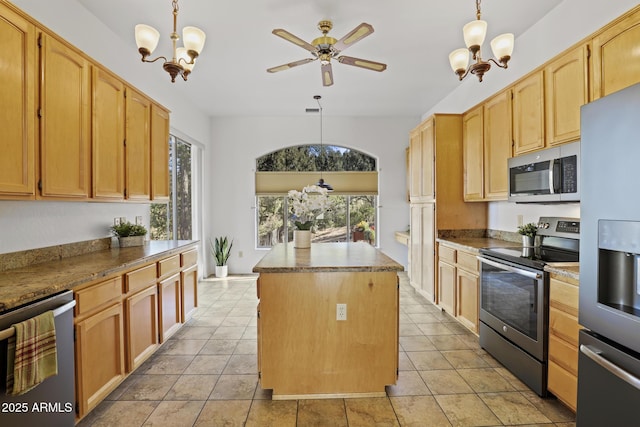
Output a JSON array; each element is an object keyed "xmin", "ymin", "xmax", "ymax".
[
  {"xmin": 550, "ymin": 277, "xmax": 579, "ymax": 317},
  {"xmin": 181, "ymin": 249, "xmax": 198, "ymax": 268},
  {"xmin": 457, "ymin": 250, "xmax": 479, "ymax": 273},
  {"xmin": 158, "ymin": 255, "xmax": 180, "ymax": 279},
  {"xmin": 547, "ymin": 359, "xmax": 577, "ymax": 411},
  {"xmin": 549, "ymin": 306, "xmax": 580, "ymax": 347},
  {"xmin": 125, "ymin": 264, "xmax": 157, "ymax": 294},
  {"xmin": 548, "ymin": 333, "xmax": 579, "ymax": 375},
  {"xmin": 439, "ymin": 245, "xmax": 456, "ymax": 263},
  {"xmin": 75, "ymin": 276, "xmax": 122, "ymax": 316}
]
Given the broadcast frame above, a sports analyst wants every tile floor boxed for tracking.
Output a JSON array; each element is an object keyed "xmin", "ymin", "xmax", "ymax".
[{"xmin": 78, "ymin": 273, "xmax": 576, "ymax": 426}]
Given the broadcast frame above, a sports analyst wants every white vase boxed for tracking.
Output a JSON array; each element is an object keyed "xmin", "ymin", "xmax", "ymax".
[
  {"xmin": 294, "ymin": 230, "xmax": 311, "ymax": 248},
  {"xmin": 215, "ymin": 265, "xmax": 228, "ymax": 278}
]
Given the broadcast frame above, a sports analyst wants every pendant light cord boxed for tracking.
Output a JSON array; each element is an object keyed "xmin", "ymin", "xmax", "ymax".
[{"xmin": 314, "ymin": 95, "xmax": 323, "ymax": 180}]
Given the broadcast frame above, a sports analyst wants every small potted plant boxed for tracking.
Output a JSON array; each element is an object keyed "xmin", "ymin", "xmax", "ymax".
[
  {"xmin": 111, "ymin": 221, "xmax": 147, "ymax": 247},
  {"xmin": 518, "ymin": 222, "xmax": 538, "ymax": 247},
  {"xmin": 210, "ymin": 236, "xmax": 233, "ymax": 277}
]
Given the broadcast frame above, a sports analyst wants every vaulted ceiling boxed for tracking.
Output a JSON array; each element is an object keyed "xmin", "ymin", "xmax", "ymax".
[{"xmin": 77, "ymin": 0, "xmax": 562, "ymax": 116}]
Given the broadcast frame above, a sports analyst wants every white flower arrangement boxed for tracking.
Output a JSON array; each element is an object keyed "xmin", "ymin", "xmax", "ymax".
[{"xmin": 287, "ymin": 185, "xmax": 331, "ymax": 230}]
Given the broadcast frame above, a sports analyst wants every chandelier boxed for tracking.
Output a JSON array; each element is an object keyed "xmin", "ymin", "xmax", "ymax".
[
  {"xmin": 134, "ymin": 0, "xmax": 206, "ymax": 82},
  {"xmin": 448, "ymin": 0, "xmax": 514, "ymax": 82}
]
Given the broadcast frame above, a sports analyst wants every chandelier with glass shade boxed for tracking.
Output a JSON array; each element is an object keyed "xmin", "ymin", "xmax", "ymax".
[
  {"xmin": 134, "ymin": 0, "xmax": 206, "ymax": 82},
  {"xmin": 449, "ymin": 0, "xmax": 514, "ymax": 82}
]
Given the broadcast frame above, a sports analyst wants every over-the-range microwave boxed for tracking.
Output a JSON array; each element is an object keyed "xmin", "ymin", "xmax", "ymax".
[{"xmin": 508, "ymin": 141, "xmax": 580, "ymax": 203}]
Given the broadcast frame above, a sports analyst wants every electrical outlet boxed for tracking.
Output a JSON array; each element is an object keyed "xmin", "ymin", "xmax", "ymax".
[
  {"xmin": 517, "ymin": 214, "xmax": 524, "ymax": 227},
  {"xmin": 114, "ymin": 217, "xmax": 121, "ymax": 226},
  {"xmin": 135, "ymin": 216, "xmax": 143, "ymax": 225},
  {"xmin": 336, "ymin": 303, "xmax": 347, "ymax": 321}
]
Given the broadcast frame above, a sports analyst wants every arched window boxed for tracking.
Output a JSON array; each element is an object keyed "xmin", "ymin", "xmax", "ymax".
[{"xmin": 255, "ymin": 145, "xmax": 378, "ymax": 248}]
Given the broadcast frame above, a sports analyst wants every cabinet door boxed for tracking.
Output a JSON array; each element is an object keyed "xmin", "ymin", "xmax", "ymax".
[
  {"xmin": 419, "ymin": 118, "xmax": 435, "ymax": 201},
  {"xmin": 125, "ymin": 285, "xmax": 159, "ymax": 371},
  {"xmin": 409, "ymin": 128, "xmax": 422, "ymax": 202},
  {"xmin": 513, "ymin": 71, "xmax": 545, "ymax": 154},
  {"xmin": 158, "ymin": 272, "xmax": 182, "ymax": 342},
  {"xmin": 92, "ymin": 67, "xmax": 125, "ymax": 200},
  {"xmin": 181, "ymin": 264, "xmax": 198, "ymax": 322},
  {"xmin": 592, "ymin": 8, "xmax": 640, "ymax": 100},
  {"xmin": 409, "ymin": 204, "xmax": 422, "ymax": 290},
  {"xmin": 151, "ymin": 103, "xmax": 170, "ymax": 201},
  {"xmin": 483, "ymin": 90, "xmax": 512, "ymax": 201},
  {"xmin": 125, "ymin": 87, "xmax": 151, "ymax": 200},
  {"xmin": 421, "ymin": 204, "xmax": 436, "ymax": 303},
  {"xmin": 462, "ymin": 105, "xmax": 484, "ymax": 201},
  {"xmin": 545, "ymin": 45, "xmax": 589, "ymax": 145},
  {"xmin": 39, "ymin": 33, "xmax": 91, "ymax": 199},
  {"xmin": 456, "ymin": 267, "xmax": 479, "ymax": 334},
  {"xmin": 0, "ymin": 4, "xmax": 35, "ymax": 198},
  {"xmin": 75, "ymin": 302, "xmax": 125, "ymax": 418},
  {"xmin": 438, "ymin": 260, "xmax": 456, "ymax": 314}
]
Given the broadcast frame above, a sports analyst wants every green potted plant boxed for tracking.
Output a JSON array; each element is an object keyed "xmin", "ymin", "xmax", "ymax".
[
  {"xmin": 517, "ymin": 222, "xmax": 538, "ymax": 247},
  {"xmin": 210, "ymin": 236, "xmax": 233, "ymax": 277},
  {"xmin": 111, "ymin": 221, "xmax": 147, "ymax": 247}
]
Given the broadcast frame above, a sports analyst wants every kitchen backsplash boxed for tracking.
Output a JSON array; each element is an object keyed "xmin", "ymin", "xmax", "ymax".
[{"xmin": 438, "ymin": 229, "xmax": 521, "ymax": 243}]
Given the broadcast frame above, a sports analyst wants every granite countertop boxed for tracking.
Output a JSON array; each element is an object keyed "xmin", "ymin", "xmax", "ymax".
[
  {"xmin": 0, "ymin": 240, "xmax": 198, "ymax": 313},
  {"xmin": 436, "ymin": 236, "xmax": 520, "ymax": 253},
  {"xmin": 253, "ymin": 242, "xmax": 404, "ymax": 273},
  {"xmin": 546, "ymin": 264, "xmax": 580, "ymax": 281}
]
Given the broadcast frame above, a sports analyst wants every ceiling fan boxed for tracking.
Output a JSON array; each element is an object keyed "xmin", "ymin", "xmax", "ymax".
[{"xmin": 267, "ymin": 20, "xmax": 387, "ymax": 86}]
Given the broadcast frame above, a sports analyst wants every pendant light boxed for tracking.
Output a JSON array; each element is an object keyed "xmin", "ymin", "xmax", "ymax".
[{"xmin": 313, "ymin": 95, "xmax": 333, "ymax": 191}]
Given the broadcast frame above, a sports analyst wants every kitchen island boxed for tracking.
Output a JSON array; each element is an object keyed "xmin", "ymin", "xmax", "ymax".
[{"xmin": 253, "ymin": 242, "xmax": 403, "ymax": 399}]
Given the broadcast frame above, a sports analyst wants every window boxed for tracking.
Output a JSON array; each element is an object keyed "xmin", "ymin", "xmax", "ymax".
[
  {"xmin": 150, "ymin": 135, "xmax": 192, "ymax": 240},
  {"xmin": 255, "ymin": 145, "xmax": 377, "ymax": 248}
]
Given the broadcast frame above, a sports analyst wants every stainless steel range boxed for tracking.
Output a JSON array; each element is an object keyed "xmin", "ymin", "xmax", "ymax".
[{"xmin": 477, "ymin": 216, "xmax": 580, "ymax": 396}]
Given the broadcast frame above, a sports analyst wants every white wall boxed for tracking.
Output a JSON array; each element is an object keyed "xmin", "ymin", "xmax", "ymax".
[
  {"xmin": 205, "ymin": 115, "xmax": 418, "ymax": 275},
  {"xmin": 423, "ymin": 0, "xmax": 638, "ymax": 232},
  {"xmin": 2, "ymin": 0, "xmax": 211, "ymax": 257}
]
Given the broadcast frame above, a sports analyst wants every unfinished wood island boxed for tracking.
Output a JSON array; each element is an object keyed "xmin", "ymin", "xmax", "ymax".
[{"xmin": 253, "ymin": 242, "xmax": 403, "ymax": 400}]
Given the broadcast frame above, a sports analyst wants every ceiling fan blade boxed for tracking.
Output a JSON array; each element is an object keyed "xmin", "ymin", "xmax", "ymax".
[
  {"xmin": 272, "ymin": 29, "xmax": 317, "ymax": 53},
  {"xmin": 267, "ymin": 58, "xmax": 316, "ymax": 73},
  {"xmin": 321, "ymin": 62, "xmax": 334, "ymax": 86},
  {"xmin": 332, "ymin": 23, "xmax": 374, "ymax": 53},
  {"xmin": 338, "ymin": 56, "xmax": 387, "ymax": 72}
]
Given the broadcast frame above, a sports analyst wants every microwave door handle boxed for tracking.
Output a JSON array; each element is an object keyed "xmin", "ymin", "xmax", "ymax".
[
  {"xmin": 477, "ymin": 256, "xmax": 542, "ymax": 279},
  {"xmin": 550, "ymin": 159, "xmax": 562, "ymax": 194}
]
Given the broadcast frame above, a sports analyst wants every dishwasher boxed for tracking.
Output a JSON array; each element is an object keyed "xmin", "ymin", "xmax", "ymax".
[{"xmin": 0, "ymin": 290, "xmax": 75, "ymax": 427}]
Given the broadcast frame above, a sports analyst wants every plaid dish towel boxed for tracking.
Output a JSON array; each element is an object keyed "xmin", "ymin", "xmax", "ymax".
[{"xmin": 6, "ymin": 310, "xmax": 58, "ymax": 396}]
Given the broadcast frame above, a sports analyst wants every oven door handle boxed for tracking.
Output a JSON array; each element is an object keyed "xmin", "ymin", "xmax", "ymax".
[
  {"xmin": 580, "ymin": 344, "xmax": 640, "ymax": 391},
  {"xmin": 477, "ymin": 256, "xmax": 542, "ymax": 279}
]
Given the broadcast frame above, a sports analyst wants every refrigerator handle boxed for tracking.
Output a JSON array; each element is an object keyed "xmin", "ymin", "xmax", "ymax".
[{"xmin": 580, "ymin": 344, "xmax": 640, "ymax": 391}]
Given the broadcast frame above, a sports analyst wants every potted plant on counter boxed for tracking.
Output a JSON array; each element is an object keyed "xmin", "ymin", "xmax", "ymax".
[
  {"xmin": 111, "ymin": 221, "xmax": 147, "ymax": 247},
  {"xmin": 518, "ymin": 222, "xmax": 538, "ymax": 247},
  {"xmin": 287, "ymin": 185, "xmax": 331, "ymax": 248},
  {"xmin": 211, "ymin": 236, "xmax": 233, "ymax": 277}
]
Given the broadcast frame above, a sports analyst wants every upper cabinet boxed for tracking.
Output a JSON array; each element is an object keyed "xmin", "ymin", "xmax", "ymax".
[
  {"xmin": 125, "ymin": 88, "xmax": 152, "ymax": 201},
  {"xmin": 151, "ymin": 104, "xmax": 171, "ymax": 201},
  {"xmin": 513, "ymin": 71, "xmax": 545, "ymax": 155},
  {"xmin": 408, "ymin": 119, "xmax": 435, "ymax": 203},
  {"xmin": 0, "ymin": 4, "xmax": 36, "ymax": 199},
  {"xmin": 0, "ymin": 2, "xmax": 170, "ymax": 203},
  {"xmin": 592, "ymin": 7, "xmax": 640, "ymax": 100},
  {"xmin": 545, "ymin": 44, "xmax": 589, "ymax": 145},
  {"xmin": 93, "ymin": 67, "xmax": 125, "ymax": 200},
  {"xmin": 39, "ymin": 33, "xmax": 91, "ymax": 199},
  {"xmin": 483, "ymin": 90, "xmax": 512, "ymax": 201},
  {"xmin": 462, "ymin": 105, "xmax": 484, "ymax": 202}
]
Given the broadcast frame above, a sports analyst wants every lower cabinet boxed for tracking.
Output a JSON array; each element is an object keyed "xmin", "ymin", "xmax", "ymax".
[
  {"xmin": 158, "ymin": 273, "xmax": 182, "ymax": 342},
  {"xmin": 436, "ymin": 242, "xmax": 480, "ymax": 334},
  {"xmin": 547, "ymin": 273, "xmax": 581, "ymax": 411},
  {"xmin": 73, "ymin": 246, "xmax": 198, "ymax": 422},
  {"xmin": 124, "ymin": 284, "xmax": 159, "ymax": 371},
  {"xmin": 74, "ymin": 294, "xmax": 125, "ymax": 418}
]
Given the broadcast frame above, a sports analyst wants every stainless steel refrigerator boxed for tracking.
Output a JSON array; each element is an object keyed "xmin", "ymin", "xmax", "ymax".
[{"xmin": 578, "ymin": 82, "xmax": 640, "ymax": 426}]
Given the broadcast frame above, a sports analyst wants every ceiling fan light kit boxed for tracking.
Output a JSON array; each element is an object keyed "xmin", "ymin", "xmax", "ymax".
[
  {"xmin": 449, "ymin": 0, "xmax": 514, "ymax": 82},
  {"xmin": 267, "ymin": 20, "xmax": 387, "ymax": 86},
  {"xmin": 134, "ymin": 0, "xmax": 206, "ymax": 82}
]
